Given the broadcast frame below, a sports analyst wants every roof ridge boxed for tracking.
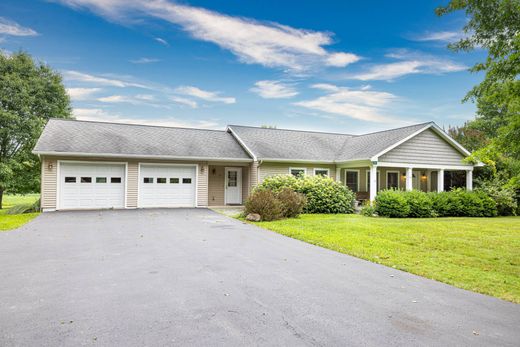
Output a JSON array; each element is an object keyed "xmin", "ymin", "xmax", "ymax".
[
  {"xmin": 354, "ymin": 121, "xmax": 433, "ymax": 137},
  {"xmin": 48, "ymin": 118, "xmax": 227, "ymax": 133},
  {"xmin": 228, "ymin": 124, "xmax": 354, "ymax": 137}
]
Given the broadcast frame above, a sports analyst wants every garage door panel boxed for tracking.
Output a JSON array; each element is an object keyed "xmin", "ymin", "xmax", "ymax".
[
  {"xmin": 139, "ymin": 165, "xmax": 196, "ymax": 207},
  {"xmin": 59, "ymin": 163, "xmax": 126, "ymax": 210}
]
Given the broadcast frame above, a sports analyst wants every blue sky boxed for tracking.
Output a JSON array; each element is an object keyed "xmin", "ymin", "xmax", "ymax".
[{"xmin": 0, "ymin": 0, "xmax": 484, "ymax": 134}]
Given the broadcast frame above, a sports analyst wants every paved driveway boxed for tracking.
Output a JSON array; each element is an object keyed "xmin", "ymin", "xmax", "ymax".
[{"xmin": 0, "ymin": 209, "xmax": 518, "ymax": 346}]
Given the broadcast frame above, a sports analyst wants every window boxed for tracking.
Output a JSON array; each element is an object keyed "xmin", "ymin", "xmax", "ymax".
[
  {"xmin": 64, "ymin": 177, "xmax": 76, "ymax": 183},
  {"xmin": 182, "ymin": 178, "xmax": 192, "ymax": 184},
  {"xmin": 96, "ymin": 177, "xmax": 107, "ymax": 183},
  {"xmin": 170, "ymin": 178, "xmax": 179, "ymax": 184},
  {"xmin": 314, "ymin": 168, "xmax": 329, "ymax": 177},
  {"xmin": 143, "ymin": 177, "xmax": 153, "ymax": 184},
  {"xmin": 289, "ymin": 168, "xmax": 306, "ymax": 177},
  {"xmin": 227, "ymin": 171, "xmax": 237, "ymax": 187},
  {"xmin": 366, "ymin": 171, "xmax": 380, "ymax": 192},
  {"xmin": 111, "ymin": 177, "xmax": 122, "ymax": 183},
  {"xmin": 81, "ymin": 177, "xmax": 92, "ymax": 183},
  {"xmin": 345, "ymin": 171, "xmax": 359, "ymax": 192},
  {"xmin": 157, "ymin": 178, "xmax": 167, "ymax": 184},
  {"xmin": 387, "ymin": 171, "xmax": 399, "ymax": 189}
]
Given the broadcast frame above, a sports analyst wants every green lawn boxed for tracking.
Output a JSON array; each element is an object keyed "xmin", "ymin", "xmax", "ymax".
[
  {"xmin": 255, "ymin": 214, "xmax": 520, "ymax": 303},
  {"xmin": 0, "ymin": 194, "xmax": 40, "ymax": 231}
]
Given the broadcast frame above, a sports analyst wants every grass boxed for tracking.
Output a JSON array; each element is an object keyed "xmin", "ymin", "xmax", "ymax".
[
  {"xmin": 0, "ymin": 194, "xmax": 40, "ymax": 231},
  {"xmin": 254, "ymin": 214, "xmax": 520, "ymax": 303}
]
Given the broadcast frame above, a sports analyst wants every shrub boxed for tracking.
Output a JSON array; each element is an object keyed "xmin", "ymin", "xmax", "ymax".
[
  {"xmin": 257, "ymin": 175, "xmax": 355, "ymax": 214},
  {"xmin": 476, "ymin": 179, "xmax": 517, "ymax": 216},
  {"xmin": 360, "ymin": 201, "xmax": 377, "ymax": 217},
  {"xmin": 244, "ymin": 190, "xmax": 283, "ymax": 221},
  {"xmin": 6, "ymin": 199, "xmax": 40, "ymax": 215},
  {"xmin": 431, "ymin": 189, "xmax": 497, "ymax": 217},
  {"xmin": 276, "ymin": 188, "xmax": 307, "ymax": 218},
  {"xmin": 375, "ymin": 189, "xmax": 410, "ymax": 218},
  {"xmin": 403, "ymin": 190, "xmax": 434, "ymax": 218}
]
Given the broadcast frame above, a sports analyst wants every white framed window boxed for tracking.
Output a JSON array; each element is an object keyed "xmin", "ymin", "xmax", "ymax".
[
  {"xmin": 313, "ymin": 168, "xmax": 330, "ymax": 177},
  {"xmin": 386, "ymin": 171, "xmax": 400, "ymax": 189},
  {"xmin": 289, "ymin": 167, "xmax": 307, "ymax": 177},
  {"xmin": 345, "ymin": 170, "xmax": 360, "ymax": 192},
  {"xmin": 366, "ymin": 170, "xmax": 380, "ymax": 192}
]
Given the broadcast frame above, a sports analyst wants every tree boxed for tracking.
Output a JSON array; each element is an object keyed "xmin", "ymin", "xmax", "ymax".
[
  {"xmin": 0, "ymin": 52, "xmax": 72, "ymax": 208},
  {"xmin": 436, "ymin": 0, "xmax": 520, "ymax": 187}
]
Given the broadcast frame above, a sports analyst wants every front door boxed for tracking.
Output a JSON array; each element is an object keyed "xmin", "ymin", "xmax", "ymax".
[{"xmin": 225, "ymin": 167, "xmax": 242, "ymax": 205}]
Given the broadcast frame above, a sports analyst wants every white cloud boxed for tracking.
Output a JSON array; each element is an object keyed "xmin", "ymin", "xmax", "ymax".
[
  {"xmin": 347, "ymin": 50, "xmax": 467, "ymax": 81},
  {"xmin": 154, "ymin": 37, "xmax": 169, "ymax": 46},
  {"xmin": 73, "ymin": 107, "xmax": 219, "ymax": 128},
  {"xmin": 0, "ymin": 17, "xmax": 38, "ymax": 36},
  {"xmin": 413, "ymin": 31, "xmax": 463, "ymax": 42},
  {"xmin": 66, "ymin": 87, "xmax": 101, "ymax": 100},
  {"xmin": 97, "ymin": 94, "xmax": 163, "ymax": 107},
  {"xmin": 130, "ymin": 57, "xmax": 160, "ymax": 64},
  {"xmin": 63, "ymin": 70, "xmax": 151, "ymax": 88},
  {"xmin": 294, "ymin": 84, "xmax": 400, "ymax": 123},
  {"xmin": 170, "ymin": 95, "xmax": 198, "ymax": 108},
  {"xmin": 174, "ymin": 86, "xmax": 236, "ymax": 104},
  {"xmin": 135, "ymin": 94, "xmax": 155, "ymax": 101},
  {"xmin": 55, "ymin": 0, "xmax": 359, "ymax": 71},
  {"xmin": 250, "ymin": 80, "xmax": 298, "ymax": 99}
]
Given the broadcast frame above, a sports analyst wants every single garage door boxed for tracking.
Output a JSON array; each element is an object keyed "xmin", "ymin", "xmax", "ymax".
[
  {"xmin": 59, "ymin": 162, "xmax": 126, "ymax": 209},
  {"xmin": 139, "ymin": 164, "xmax": 196, "ymax": 207}
]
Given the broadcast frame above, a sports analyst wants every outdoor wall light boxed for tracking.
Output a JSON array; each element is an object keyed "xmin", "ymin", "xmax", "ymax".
[
  {"xmin": 47, "ymin": 163, "xmax": 53, "ymax": 170},
  {"xmin": 212, "ymin": 168, "xmax": 216, "ymax": 175}
]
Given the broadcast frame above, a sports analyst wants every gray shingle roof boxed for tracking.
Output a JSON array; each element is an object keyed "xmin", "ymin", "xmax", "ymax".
[
  {"xmin": 227, "ymin": 125, "xmax": 352, "ymax": 161},
  {"xmin": 33, "ymin": 119, "xmax": 252, "ymax": 160},
  {"xmin": 228, "ymin": 122, "xmax": 432, "ymax": 162}
]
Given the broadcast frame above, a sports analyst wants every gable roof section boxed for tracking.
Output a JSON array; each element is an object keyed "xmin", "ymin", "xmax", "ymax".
[
  {"xmin": 33, "ymin": 119, "xmax": 252, "ymax": 161},
  {"xmin": 227, "ymin": 125, "xmax": 352, "ymax": 162}
]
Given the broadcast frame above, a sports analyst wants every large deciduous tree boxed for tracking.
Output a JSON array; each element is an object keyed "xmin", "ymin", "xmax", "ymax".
[
  {"xmin": 0, "ymin": 52, "xmax": 72, "ymax": 208},
  {"xmin": 437, "ymin": 0, "xmax": 520, "ymax": 188}
]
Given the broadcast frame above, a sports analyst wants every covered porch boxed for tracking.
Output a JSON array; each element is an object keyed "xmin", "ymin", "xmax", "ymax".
[{"xmin": 336, "ymin": 161, "xmax": 474, "ymax": 203}]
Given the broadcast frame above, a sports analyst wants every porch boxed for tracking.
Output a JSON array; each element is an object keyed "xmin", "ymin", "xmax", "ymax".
[{"xmin": 336, "ymin": 162, "xmax": 474, "ymax": 203}]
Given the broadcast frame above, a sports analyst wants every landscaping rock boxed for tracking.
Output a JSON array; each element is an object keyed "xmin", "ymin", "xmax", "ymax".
[{"xmin": 246, "ymin": 213, "xmax": 261, "ymax": 222}]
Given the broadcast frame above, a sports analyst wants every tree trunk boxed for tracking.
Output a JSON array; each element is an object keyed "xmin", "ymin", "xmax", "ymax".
[{"xmin": 0, "ymin": 189, "xmax": 3, "ymax": 210}]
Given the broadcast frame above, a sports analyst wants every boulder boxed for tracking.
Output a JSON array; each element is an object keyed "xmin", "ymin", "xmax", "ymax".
[{"xmin": 245, "ymin": 213, "xmax": 261, "ymax": 222}]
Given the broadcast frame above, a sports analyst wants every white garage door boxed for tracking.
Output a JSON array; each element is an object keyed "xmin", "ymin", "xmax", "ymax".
[
  {"xmin": 59, "ymin": 162, "xmax": 126, "ymax": 209},
  {"xmin": 139, "ymin": 165, "xmax": 196, "ymax": 208}
]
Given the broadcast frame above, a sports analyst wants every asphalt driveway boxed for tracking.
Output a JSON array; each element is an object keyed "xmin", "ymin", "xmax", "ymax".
[{"xmin": 0, "ymin": 209, "xmax": 518, "ymax": 346}]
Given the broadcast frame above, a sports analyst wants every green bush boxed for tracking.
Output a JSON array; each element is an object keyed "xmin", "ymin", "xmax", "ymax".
[
  {"xmin": 244, "ymin": 190, "xmax": 283, "ymax": 221},
  {"xmin": 476, "ymin": 179, "xmax": 517, "ymax": 216},
  {"xmin": 403, "ymin": 190, "xmax": 434, "ymax": 218},
  {"xmin": 6, "ymin": 198, "xmax": 40, "ymax": 215},
  {"xmin": 375, "ymin": 189, "xmax": 410, "ymax": 218},
  {"xmin": 360, "ymin": 201, "xmax": 377, "ymax": 217},
  {"xmin": 430, "ymin": 189, "xmax": 497, "ymax": 217},
  {"xmin": 276, "ymin": 188, "xmax": 307, "ymax": 218},
  {"xmin": 257, "ymin": 175, "xmax": 355, "ymax": 214}
]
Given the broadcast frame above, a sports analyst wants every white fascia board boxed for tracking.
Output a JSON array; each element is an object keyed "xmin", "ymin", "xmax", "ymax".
[
  {"xmin": 429, "ymin": 123, "xmax": 472, "ymax": 157},
  {"xmin": 260, "ymin": 158, "xmax": 335, "ymax": 164},
  {"xmin": 226, "ymin": 126, "xmax": 257, "ymax": 161},
  {"xmin": 32, "ymin": 151, "xmax": 253, "ymax": 162},
  {"xmin": 377, "ymin": 161, "xmax": 475, "ymax": 170}
]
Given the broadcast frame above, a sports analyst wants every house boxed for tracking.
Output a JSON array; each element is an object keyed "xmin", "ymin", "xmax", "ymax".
[{"xmin": 33, "ymin": 119, "xmax": 478, "ymax": 211}]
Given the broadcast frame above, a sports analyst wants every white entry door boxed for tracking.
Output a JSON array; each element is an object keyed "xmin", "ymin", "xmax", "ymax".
[
  {"xmin": 225, "ymin": 167, "xmax": 242, "ymax": 205},
  {"xmin": 139, "ymin": 164, "xmax": 196, "ymax": 208},
  {"xmin": 59, "ymin": 162, "xmax": 126, "ymax": 210}
]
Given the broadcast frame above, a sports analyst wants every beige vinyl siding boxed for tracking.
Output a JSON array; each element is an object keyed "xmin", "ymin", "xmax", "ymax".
[
  {"xmin": 41, "ymin": 158, "xmax": 57, "ymax": 209},
  {"xmin": 127, "ymin": 162, "xmax": 139, "ymax": 208},
  {"xmin": 379, "ymin": 129, "xmax": 470, "ymax": 166},
  {"xmin": 208, "ymin": 165, "xmax": 249, "ymax": 206},
  {"xmin": 258, "ymin": 162, "xmax": 336, "ymax": 183},
  {"xmin": 250, "ymin": 161, "xmax": 259, "ymax": 190},
  {"xmin": 40, "ymin": 156, "xmax": 232, "ymax": 210}
]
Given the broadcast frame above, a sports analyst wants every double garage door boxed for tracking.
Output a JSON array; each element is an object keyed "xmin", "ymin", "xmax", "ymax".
[{"xmin": 58, "ymin": 162, "xmax": 196, "ymax": 210}]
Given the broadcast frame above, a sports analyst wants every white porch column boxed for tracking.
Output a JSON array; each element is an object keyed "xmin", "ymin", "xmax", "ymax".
[
  {"xmin": 335, "ymin": 168, "xmax": 342, "ymax": 182},
  {"xmin": 466, "ymin": 169, "xmax": 473, "ymax": 191},
  {"xmin": 405, "ymin": 167, "xmax": 413, "ymax": 191},
  {"xmin": 369, "ymin": 165, "xmax": 378, "ymax": 202},
  {"xmin": 437, "ymin": 169, "xmax": 445, "ymax": 192}
]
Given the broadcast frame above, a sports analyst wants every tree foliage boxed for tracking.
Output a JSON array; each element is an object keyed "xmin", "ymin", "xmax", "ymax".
[
  {"xmin": 0, "ymin": 52, "xmax": 72, "ymax": 208},
  {"xmin": 437, "ymin": 0, "xmax": 520, "ymax": 189}
]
